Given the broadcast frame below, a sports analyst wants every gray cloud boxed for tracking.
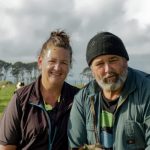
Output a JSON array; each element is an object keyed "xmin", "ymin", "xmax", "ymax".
[{"xmin": 0, "ymin": 0, "xmax": 150, "ymax": 80}]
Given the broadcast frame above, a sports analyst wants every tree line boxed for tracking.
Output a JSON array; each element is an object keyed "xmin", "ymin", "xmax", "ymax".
[
  {"xmin": 0, "ymin": 60, "xmax": 39, "ymax": 84},
  {"xmin": 0, "ymin": 59, "xmax": 94, "ymax": 85}
]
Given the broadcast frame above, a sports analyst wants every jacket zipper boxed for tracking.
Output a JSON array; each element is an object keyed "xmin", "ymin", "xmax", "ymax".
[
  {"xmin": 112, "ymin": 95, "xmax": 129, "ymax": 149},
  {"xmin": 29, "ymin": 103, "xmax": 52, "ymax": 150}
]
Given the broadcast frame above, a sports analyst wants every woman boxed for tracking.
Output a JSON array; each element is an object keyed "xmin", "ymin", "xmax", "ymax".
[{"xmin": 0, "ymin": 30, "xmax": 79, "ymax": 150}]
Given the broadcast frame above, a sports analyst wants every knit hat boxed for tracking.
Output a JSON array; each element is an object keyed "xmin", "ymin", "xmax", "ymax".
[{"xmin": 86, "ymin": 32, "xmax": 129, "ymax": 66}]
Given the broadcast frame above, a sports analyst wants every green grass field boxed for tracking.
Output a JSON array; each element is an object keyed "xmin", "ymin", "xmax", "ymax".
[
  {"xmin": 0, "ymin": 81, "xmax": 84, "ymax": 118},
  {"xmin": 0, "ymin": 83, "xmax": 15, "ymax": 117}
]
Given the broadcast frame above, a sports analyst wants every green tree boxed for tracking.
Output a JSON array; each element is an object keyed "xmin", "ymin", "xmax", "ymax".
[
  {"xmin": 11, "ymin": 62, "xmax": 25, "ymax": 82},
  {"xmin": 3, "ymin": 62, "xmax": 12, "ymax": 80},
  {"xmin": 25, "ymin": 62, "xmax": 39, "ymax": 83},
  {"xmin": 80, "ymin": 67, "xmax": 93, "ymax": 82}
]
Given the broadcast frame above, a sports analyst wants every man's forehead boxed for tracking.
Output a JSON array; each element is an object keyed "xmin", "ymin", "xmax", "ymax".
[{"xmin": 93, "ymin": 54, "xmax": 121, "ymax": 61}]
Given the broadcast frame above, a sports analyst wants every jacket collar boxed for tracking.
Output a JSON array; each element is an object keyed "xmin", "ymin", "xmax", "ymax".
[
  {"xmin": 28, "ymin": 75, "xmax": 43, "ymax": 106},
  {"xmin": 120, "ymin": 67, "xmax": 136, "ymax": 99},
  {"xmin": 29, "ymin": 75, "xmax": 74, "ymax": 107}
]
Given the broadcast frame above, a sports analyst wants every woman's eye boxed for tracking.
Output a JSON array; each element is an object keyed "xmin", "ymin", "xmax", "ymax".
[
  {"xmin": 62, "ymin": 62, "xmax": 69, "ymax": 65},
  {"xmin": 49, "ymin": 59, "xmax": 56, "ymax": 63},
  {"xmin": 48, "ymin": 60, "xmax": 55, "ymax": 65}
]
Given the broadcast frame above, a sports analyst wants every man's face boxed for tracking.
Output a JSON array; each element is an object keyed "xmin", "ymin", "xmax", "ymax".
[{"xmin": 90, "ymin": 55, "xmax": 128, "ymax": 92}]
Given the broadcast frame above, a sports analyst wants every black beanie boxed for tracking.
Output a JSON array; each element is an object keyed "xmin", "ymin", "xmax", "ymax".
[{"xmin": 86, "ymin": 32, "xmax": 129, "ymax": 66}]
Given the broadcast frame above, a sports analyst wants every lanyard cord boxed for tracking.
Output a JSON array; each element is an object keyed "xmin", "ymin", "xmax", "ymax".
[
  {"xmin": 90, "ymin": 96, "xmax": 99, "ymax": 143},
  {"xmin": 90, "ymin": 96, "xmax": 105, "ymax": 149}
]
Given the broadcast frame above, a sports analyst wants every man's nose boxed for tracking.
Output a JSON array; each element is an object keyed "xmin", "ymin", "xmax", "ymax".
[{"xmin": 104, "ymin": 63, "xmax": 112, "ymax": 73}]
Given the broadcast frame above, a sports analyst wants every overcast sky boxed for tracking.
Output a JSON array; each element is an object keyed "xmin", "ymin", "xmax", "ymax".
[{"xmin": 0, "ymin": 0, "xmax": 150, "ymax": 80}]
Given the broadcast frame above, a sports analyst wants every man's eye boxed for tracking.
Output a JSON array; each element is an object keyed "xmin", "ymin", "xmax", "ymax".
[
  {"xmin": 109, "ymin": 59, "xmax": 118, "ymax": 63},
  {"xmin": 96, "ymin": 63, "xmax": 104, "ymax": 66}
]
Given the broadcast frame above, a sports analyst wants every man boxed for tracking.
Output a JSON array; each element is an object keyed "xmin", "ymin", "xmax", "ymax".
[{"xmin": 68, "ymin": 32, "xmax": 150, "ymax": 150}]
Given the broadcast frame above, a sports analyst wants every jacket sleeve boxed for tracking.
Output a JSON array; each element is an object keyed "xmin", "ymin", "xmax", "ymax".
[
  {"xmin": 143, "ymin": 79, "xmax": 150, "ymax": 149},
  {"xmin": 68, "ymin": 91, "xmax": 87, "ymax": 148},
  {"xmin": 144, "ymin": 98, "xmax": 150, "ymax": 149},
  {"xmin": 144, "ymin": 100, "xmax": 150, "ymax": 150},
  {"xmin": 0, "ymin": 94, "xmax": 21, "ymax": 145}
]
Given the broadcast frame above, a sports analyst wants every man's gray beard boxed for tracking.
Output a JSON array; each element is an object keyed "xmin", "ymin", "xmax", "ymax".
[{"xmin": 97, "ymin": 69, "xmax": 128, "ymax": 91}]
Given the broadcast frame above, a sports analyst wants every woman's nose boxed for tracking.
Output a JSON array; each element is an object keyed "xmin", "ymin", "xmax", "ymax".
[{"xmin": 53, "ymin": 62, "xmax": 61, "ymax": 70}]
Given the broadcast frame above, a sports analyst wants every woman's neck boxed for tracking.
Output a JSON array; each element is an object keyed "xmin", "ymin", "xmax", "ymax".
[{"xmin": 40, "ymin": 82, "xmax": 63, "ymax": 107}]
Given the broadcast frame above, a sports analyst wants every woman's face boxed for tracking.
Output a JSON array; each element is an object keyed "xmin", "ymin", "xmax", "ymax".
[{"xmin": 38, "ymin": 47, "xmax": 71, "ymax": 87}]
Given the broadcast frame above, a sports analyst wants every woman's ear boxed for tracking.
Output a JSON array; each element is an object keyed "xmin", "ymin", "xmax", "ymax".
[{"xmin": 38, "ymin": 56, "xmax": 42, "ymax": 70}]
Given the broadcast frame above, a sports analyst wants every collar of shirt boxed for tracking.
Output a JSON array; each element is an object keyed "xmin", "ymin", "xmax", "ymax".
[{"xmin": 44, "ymin": 96, "xmax": 61, "ymax": 111}]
